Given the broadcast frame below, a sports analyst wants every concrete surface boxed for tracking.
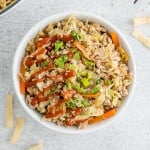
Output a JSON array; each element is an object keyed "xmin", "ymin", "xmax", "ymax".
[{"xmin": 0, "ymin": 0, "xmax": 150, "ymax": 149}]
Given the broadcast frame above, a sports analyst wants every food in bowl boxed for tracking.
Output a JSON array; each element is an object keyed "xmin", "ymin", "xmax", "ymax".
[
  {"xmin": 19, "ymin": 16, "xmax": 132, "ymax": 129},
  {"xmin": 0, "ymin": 0, "xmax": 15, "ymax": 9}
]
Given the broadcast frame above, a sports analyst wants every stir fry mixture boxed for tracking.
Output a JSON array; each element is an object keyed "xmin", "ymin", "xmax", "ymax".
[
  {"xmin": 20, "ymin": 16, "xmax": 132, "ymax": 129},
  {"xmin": 0, "ymin": 0, "xmax": 15, "ymax": 9}
]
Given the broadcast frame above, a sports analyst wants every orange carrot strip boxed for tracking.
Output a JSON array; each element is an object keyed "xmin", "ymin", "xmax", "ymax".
[
  {"xmin": 81, "ymin": 93, "xmax": 100, "ymax": 98},
  {"xmin": 110, "ymin": 32, "xmax": 119, "ymax": 48},
  {"xmin": 20, "ymin": 78, "xmax": 25, "ymax": 95},
  {"xmin": 73, "ymin": 41, "xmax": 86, "ymax": 51},
  {"xmin": 20, "ymin": 62, "xmax": 25, "ymax": 94},
  {"xmin": 88, "ymin": 109, "xmax": 116, "ymax": 124}
]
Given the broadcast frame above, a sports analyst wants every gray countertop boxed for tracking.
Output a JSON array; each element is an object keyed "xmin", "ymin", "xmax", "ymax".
[{"xmin": 0, "ymin": 0, "xmax": 150, "ymax": 149}]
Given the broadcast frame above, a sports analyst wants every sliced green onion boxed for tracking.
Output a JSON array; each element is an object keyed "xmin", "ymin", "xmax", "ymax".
[
  {"xmin": 68, "ymin": 64, "xmax": 76, "ymax": 70},
  {"xmin": 25, "ymin": 67, "xmax": 30, "ymax": 72},
  {"xmin": 81, "ymin": 99, "xmax": 89, "ymax": 107},
  {"xmin": 87, "ymin": 71, "xmax": 92, "ymax": 79},
  {"xmin": 55, "ymin": 55, "xmax": 68, "ymax": 68},
  {"xmin": 40, "ymin": 61, "xmax": 49, "ymax": 68},
  {"xmin": 71, "ymin": 30, "xmax": 77, "ymax": 38},
  {"xmin": 47, "ymin": 86, "xmax": 57, "ymax": 95},
  {"xmin": 71, "ymin": 30, "xmax": 83, "ymax": 41},
  {"xmin": 96, "ymin": 79, "xmax": 101, "ymax": 84},
  {"xmin": 55, "ymin": 57, "xmax": 64, "ymax": 68},
  {"xmin": 105, "ymin": 79, "xmax": 111, "ymax": 86},
  {"xmin": 73, "ymin": 84, "xmax": 83, "ymax": 93},
  {"xmin": 76, "ymin": 34, "xmax": 83, "ymax": 41},
  {"xmin": 91, "ymin": 87, "xmax": 99, "ymax": 94},
  {"xmin": 61, "ymin": 54, "xmax": 68, "ymax": 62},
  {"xmin": 66, "ymin": 98, "xmax": 89, "ymax": 108},
  {"xmin": 66, "ymin": 99, "xmax": 76, "ymax": 109},
  {"xmin": 88, "ymin": 60, "xmax": 95, "ymax": 67},
  {"xmin": 54, "ymin": 41, "xmax": 64, "ymax": 53},
  {"xmin": 74, "ymin": 52, "xmax": 81, "ymax": 60},
  {"xmin": 81, "ymin": 78, "xmax": 90, "ymax": 87},
  {"xmin": 83, "ymin": 58, "xmax": 95, "ymax": 69},
  {"xmin": 51, "ymin": 87, "xmax": 57, "ymax": 93},
  {"xmin": 66, "ymin": 81, "xmax": 72, "ymax": 90}
]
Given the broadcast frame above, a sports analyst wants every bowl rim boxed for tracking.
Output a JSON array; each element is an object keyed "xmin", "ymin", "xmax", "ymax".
[
  {"xmin": 12, "ymin": 11, "xmax": 136, "ymax": 134},
  {"xmin": 0, "ymin": 0, "xmax": 23, "ymax": 17}
]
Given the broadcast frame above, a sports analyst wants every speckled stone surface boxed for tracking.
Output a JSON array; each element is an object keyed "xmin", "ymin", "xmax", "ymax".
[{"xmin": 0, "ymin": 0, "xmax": 150, "ymax": 149}]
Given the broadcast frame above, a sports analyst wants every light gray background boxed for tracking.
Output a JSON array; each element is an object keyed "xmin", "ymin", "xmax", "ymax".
[{"xmin": 0, "ymin": 0, "xmax": 150, "ymax": 149}]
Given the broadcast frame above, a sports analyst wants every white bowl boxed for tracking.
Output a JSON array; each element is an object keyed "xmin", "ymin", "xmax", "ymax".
[{"xmin": 12, "ymin": 12, "xmax": 136, "ymax": 134}]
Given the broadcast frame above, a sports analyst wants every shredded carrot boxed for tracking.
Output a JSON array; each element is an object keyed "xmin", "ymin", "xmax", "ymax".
[
  {"xmin": 88, "ymin": 109, "xmax": 116, "ymax": 124},
  {"xmin": 81, "ymin": 93, "xmax": 100, "ymax": 98},
  {"xmin": 20, "ymin": 79, "xmax": 25, "ymax": 95},
  {"xmin": 73, "ymin": 41, "xmax": 86, "ymax": 51},
  {"xmin": 110, "ymin": 32, "xmax": 119, "ymax": 48},
  {"xmin": 20, "ymin": 61, "xmax": 25, "ymax": 74},
  {"xmin": 20, "ymin": 62, "xmax": 25, "ymax": 94}
]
